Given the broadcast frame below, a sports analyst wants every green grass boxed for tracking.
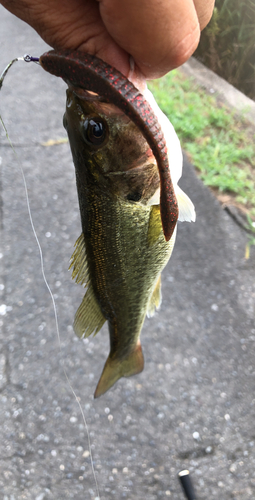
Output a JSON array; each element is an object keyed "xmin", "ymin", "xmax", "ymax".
[
  {"xmin": 195, "ymin": 0, "xmax": 255, "ymax": 100},
  {"xmin": 149, "ymin": 70, "xmax": 255, "ymax": 216}
]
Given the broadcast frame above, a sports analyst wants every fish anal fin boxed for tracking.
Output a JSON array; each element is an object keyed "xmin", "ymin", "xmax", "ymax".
[
  {"xmin": 69, "ymin": 233, "xmax": 90, "ymax": 286},
  {"xmin": 94, "ymin": 341, "xmax": 144, "ymax": 398},
  {"xmin": 147, "ymin": 275, "xmax": 162, "ymax": 318},
  {"xmin": 73, "ymin": 285, "xmax": 106, "ymax": 339}
]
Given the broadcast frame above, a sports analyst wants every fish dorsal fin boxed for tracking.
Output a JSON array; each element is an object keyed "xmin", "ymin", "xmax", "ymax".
[
  {"xmin": 69, "ymin": 232, "xmax": 106, "ymax": 338},
  {"xmin": 175, "ymin": 185, "xmax": 196, "ymax": 222},
  {"xmin": 73, "ymin": 285, "xmax": 106, "ymax": 339},
  {"xmin": 147, "ymin": 275, "xmax": 162, "ymax": 318},
  {"xmin": 69, "ymin": 233, "xmax": 90, "ymax": 286}
]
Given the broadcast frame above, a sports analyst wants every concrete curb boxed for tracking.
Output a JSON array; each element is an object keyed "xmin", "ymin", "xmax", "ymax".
[{"xmin": 180, "ymin": 57, "xmax": 255, "ymax": 126}]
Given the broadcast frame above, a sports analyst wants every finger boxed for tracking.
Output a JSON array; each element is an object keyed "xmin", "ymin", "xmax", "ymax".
[
  {"xmin": 0, "ymin": 0, "xmax": 135, "ymax": 78},
  {"xmin": 99, "ymin": 0, "xmax": 214, "ymax": 78},
  {"xmin": 193, "ymin": 0, "xmax": 215, "ymax": 30}
]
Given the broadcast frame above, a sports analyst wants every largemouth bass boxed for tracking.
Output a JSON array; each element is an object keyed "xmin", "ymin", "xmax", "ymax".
[{"xmin": 40, "ymin": 50, "xmax": 195, "ymax": 398}]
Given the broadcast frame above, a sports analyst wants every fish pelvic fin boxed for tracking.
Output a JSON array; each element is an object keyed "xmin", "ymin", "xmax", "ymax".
[
  {"xmin": 148, "ymin": 185, "xmax": 196, "ymax": 223},
  {"xmin": 69, "ymin": 233, "xmax": 90, "ymax": 286},
  {"xmin": 147, "ymin": 275, "xmax": 162, "ymax": 318},
  {"xmin": 73, "ymin": 284, "xmax": 106, "ymax": 339},
  {"xmin": 94, "ymin": 341, "xmax": 144, "ymax": 398},
  {"xmin": 175, "ymin": 185, "xmax": 196, "ymax": 222}
]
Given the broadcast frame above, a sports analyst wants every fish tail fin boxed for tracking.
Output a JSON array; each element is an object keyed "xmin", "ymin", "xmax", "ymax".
[{"xmin": 94, "ymin": 341, "xmax": 144, "ymax": 398}]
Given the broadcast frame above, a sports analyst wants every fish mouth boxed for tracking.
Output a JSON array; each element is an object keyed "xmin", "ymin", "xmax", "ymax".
[
  {"xmin": 105, "ymin": 149, "xmax": 155, "ymax": 176},
  {"xmin": 70, "ymin": 86, "xmax": 103, "ymax": 101},
  {"xmin": 68, "ymin": 85, "xmax": 129, "ymax": 118}
]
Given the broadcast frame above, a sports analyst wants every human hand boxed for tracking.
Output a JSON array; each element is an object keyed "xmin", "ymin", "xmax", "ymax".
[{"xmin": 1, "ymin": 0, "xmax": 214, "ymax": 86}]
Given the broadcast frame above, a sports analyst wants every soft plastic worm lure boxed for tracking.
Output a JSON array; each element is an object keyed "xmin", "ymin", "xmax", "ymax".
[
  {"xmin": 0, "ymin": 51, "xmax": 178, "ymax": 240},
  {"xmin": 39, "ymin": 49, "xmax": 178, "ymax": 241}
]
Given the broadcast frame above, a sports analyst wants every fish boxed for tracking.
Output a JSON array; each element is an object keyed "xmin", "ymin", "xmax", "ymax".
[{"xmin": 40, "ymin": 50, "xmax": 195, "ymax": 397}]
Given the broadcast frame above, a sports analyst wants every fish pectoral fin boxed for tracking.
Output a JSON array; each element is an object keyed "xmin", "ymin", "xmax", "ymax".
[
  {"xmin": 175, "ymin": 185, "xmax": 196, "ymax": 222},
  {"xmin": 94, "ymin": 341, "xmax": 144, "ymax": 398},
  {"xmin": 69, "ymin": 233, "xmax": 90, "ymax": 286},
  {"xmin": 147, "ymin": 205, "xmax": 162, "ymax": 245},
  {"xmin": 147, "ymin": 275, "xmax": 162, "ymax": 318},
  {"xmin": 73, "ymin": 285, "xmax": 106, "ymax": 339}
]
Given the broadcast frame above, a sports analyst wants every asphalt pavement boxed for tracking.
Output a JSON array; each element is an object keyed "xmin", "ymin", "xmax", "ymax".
[{"xmin": 1, "ymin": 7, "xmax": 255, "ymax": 500}]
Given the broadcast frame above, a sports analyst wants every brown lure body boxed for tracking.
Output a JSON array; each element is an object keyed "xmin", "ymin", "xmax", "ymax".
[{"xmin": 39, "ymin": 49, "xmax": 178, "ymax": 241}]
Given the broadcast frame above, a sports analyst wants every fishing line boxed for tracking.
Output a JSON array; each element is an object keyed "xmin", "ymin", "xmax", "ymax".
[
  {"xmin": 0, "ymin": 54, "xmax": 40, "ymax": 90},
  {"xmin": 0, "ymin": 58, "xmax": 101, "ymax": 500}
]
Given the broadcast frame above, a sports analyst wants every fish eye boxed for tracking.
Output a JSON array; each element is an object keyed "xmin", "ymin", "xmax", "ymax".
[{"xmin": 83, "ymin": 117, "xmax": 108, "ymax": 147}]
